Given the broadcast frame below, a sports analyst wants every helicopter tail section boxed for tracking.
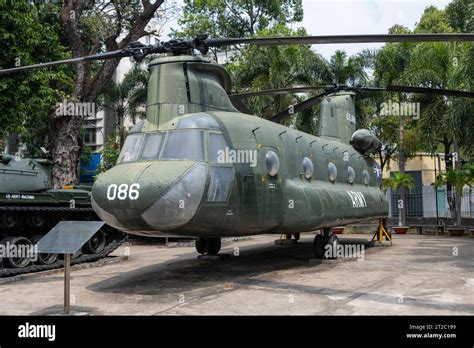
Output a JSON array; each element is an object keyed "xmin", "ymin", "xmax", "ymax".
[{"xmin": 317, "ymin": 91, "xmax": 357, "ymax": 144}]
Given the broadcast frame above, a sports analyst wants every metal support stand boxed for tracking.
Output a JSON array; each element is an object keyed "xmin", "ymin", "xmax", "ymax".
[
  {"xmin": 64, "ymin": 253, "xmax": 71, "ymax": 315},
  {"xmin": 372, "ymin": 218, "xmax": 392, "ymax": 242}
]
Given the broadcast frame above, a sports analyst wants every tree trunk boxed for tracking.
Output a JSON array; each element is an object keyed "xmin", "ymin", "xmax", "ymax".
[
  {"xmin": 443, "ymin": 136, "xmax": 454, "ymax": 218},
  {"xmin": 398, "ymin": 93, "xmax": 407, "ymax": 226},
  {"xmin": 453, "ymin": 141, "xmax": 462, "ymax": 226},
  {"xmin": 49, "ymin": 113, "xmax": 84, "ymax": 187}
]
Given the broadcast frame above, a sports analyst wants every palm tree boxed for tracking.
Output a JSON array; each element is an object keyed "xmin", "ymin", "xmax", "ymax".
[
  {"xmin": 96, "ymin": 66, "xmax": 149, "ymax": 146},
  {"xmin": 382, "ymin": 172, "xmax": 415, "ymax": 227},
  {"xmin": 228, "ymin": 24, "xmax": 332, "ymax": 128},
  {"xmin": 329, "ymin": 50, "xmax": 368, "ymax": 86}
]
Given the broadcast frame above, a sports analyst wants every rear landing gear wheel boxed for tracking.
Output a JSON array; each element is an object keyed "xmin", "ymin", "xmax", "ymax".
[
  {"xmin": 313, "ymin": 233, "xmax": 340, "ymax": 259},
  {"xmin": 326, "ymin": 235, "xmax": 340, "ymax": 260},
  {"xmin": 313, "ymin": 234, "xmax": 325, "ymax": 259}
]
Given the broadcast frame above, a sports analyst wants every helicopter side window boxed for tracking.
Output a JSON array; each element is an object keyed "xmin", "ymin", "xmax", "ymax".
[
  {"xmin": 117, "ymin": 134, "xmax": 144, "ymax": 163},
  {"xmin": 208, "ymin": 133, "xmax": 229, "ymax": 163},
  {"xmin": 161, "ymin": 130, "xmax": 205, "ymax": 161},
  {"xmin": 207, "ymin": 167, "xmax": 233, "ymax": 202},
  {"xmin": 139, "ymin": 133, "xmax": 165, "ymax": 160}
]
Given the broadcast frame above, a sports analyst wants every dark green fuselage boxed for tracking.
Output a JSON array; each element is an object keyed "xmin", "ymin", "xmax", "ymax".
[{"xmin": 91, "ymin": 56, "xmax": 388, "ymax": 237}]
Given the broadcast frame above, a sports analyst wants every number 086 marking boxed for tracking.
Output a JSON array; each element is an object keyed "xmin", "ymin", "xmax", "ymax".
[{"xmin": 107, "ymin": 183, "xmax": 140, "ymax": 200}]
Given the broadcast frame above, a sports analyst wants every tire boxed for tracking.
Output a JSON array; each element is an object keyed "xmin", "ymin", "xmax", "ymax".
[
  {"xmin": 313, "ymin": 234, "xmax": 324, "ymax": 259},
  {"xmin": 82, "ymin": 230, "xmax": 106, "ymax": 254},
  {"xmin": 27, "ymin": 212, "xmax": 47, "ymax": 229},
  {"xmin": 326, "ymin": 234, "xmax": 340, "ymax": 259},
  {"xmin": 206, "ymin": 238, "xmax": 221, "ymax": 255},
  {"xmin": 195, "ymin": 237, "xmax": 208, "ymax": 254},
  {"xmin": 1, "ymin": 236, "xmax": 33, "ymax": 268},
  {"xmin": 30, "ymin": 235, "xmax": 58, "ymax": 265},
  {"xmin": 3, "ymin": 212, "xmax": 18, "ymax": 229}
]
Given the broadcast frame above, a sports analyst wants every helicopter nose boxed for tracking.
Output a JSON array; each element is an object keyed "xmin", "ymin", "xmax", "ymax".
[{"xmin": 92, "ymin": 161, "xmax": 207, "ymax": 232}]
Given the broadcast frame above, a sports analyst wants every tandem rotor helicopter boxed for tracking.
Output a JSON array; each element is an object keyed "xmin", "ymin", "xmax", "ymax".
[{"xmin": 1, "ymin": 33, "xmax": 474, "ymax": 259}]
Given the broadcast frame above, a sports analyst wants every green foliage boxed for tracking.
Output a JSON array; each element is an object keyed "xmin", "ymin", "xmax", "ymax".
[
  {"xmin": 227, "ymin": 24, "xmax": 331, "ymax": 128},
  {"xmin": 436, "ymin": 163, "xmax": 474, "ymax": 192},
  {"xmin": 80, "ymin": 144, "xmax": 92, "ymax": 167},
  {"xmin": 329, "ymin": 50, "xmax": 367, "ymax": 86},
  {"xmin": 96, "ymin": 65, "xmax": 149, "ymax": 145},
  {"xmin": 171, "ymin": 0, "xmax": 303, "ymax": 60},
  {"xmin": 0, "ymin": 1, "xmax": 74, "ymax": 154},
  {"xmin": 382, "ymin": 172, "xmax": 415, "ymax": 192},
  {"xmin": 172, "ymin": 0, "xmax": 303, "ymax": 38},
  {"xmin": 95, "ymin": 135, "xmax": 120, "ymax": 177}
]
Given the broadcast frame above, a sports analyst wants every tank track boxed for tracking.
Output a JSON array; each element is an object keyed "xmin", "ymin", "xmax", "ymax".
[{"xmin": 0, "ymin": 206, "xmax": 127, "ymax": 278}]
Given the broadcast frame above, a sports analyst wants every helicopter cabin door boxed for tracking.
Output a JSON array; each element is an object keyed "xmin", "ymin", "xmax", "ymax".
[{"xmin": 256, "ymin": 145, "xmax": 283, "ymax": 231}]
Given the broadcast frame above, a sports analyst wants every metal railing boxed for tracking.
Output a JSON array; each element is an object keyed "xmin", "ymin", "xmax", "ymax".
[{"xmin": 389, "ymin": 186, "xmax": 474, "ymax": 219}]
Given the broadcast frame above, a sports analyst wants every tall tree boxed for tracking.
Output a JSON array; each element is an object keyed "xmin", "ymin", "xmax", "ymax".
[
  {"xmin": 49, "ymin": 0, "xmax": 164, "ymax": 187},
  {"xmin": 0, "ymin": 1, "xmax": 73, "ymax": 157},
  {"xmin": 171, "ymin": 0, "xmax": 303, "ymax": 60}
]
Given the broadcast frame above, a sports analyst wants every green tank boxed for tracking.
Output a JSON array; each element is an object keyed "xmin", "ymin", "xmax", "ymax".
[{"xmin": 0, "ymin": 153, "xmax": 125, "ymax": 276}]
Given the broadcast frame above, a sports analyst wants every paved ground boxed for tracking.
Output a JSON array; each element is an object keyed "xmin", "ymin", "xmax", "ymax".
[{"xmin": 1, "ymin": 233, "xmax": 473, "ymax": 315}]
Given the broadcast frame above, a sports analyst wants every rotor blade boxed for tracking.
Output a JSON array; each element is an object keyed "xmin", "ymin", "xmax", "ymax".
[
  {"xmin": 269, "ymin": 91, "xmax": 329, "ymax": 123},
  {"xmin": 207, "ymin": 33, "xmax": 474, "ymax": 47},
  {"xmin": 229, "ymin": 86, "xmax": 331, "ymax": 100},
  {"xmin": 353, "ymin": 85, "xmax": 474, "ymax": 98},
  {"xmin": 384, "ymin": 85, "xmax": 474, "ymax": 98},
  {"xmin": 230, "ymin": 97, "xmax": 251, "ymax": 114},
  {"xmin": 0, "ymin": 49, "xmax": 127, "ymax": 76}
]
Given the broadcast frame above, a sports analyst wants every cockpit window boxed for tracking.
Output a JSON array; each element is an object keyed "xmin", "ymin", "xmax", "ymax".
[
  {"xmin": 161, "ymin": 130, "xmax": 205, "ymax": 161},
  {"xmin": 176, "ymin": 114, "xmax": 221, "ymax": 129},
  {"xmin": 139, "ymin": 133, "xmax": 165, "ymax": 160},
  {"xmin": 117, "ymin": 134, "xmax": 143, "ymax": 163},
  {"xmin": 208, "ymin": 133, "xmax": 229, "ymax": 163}
]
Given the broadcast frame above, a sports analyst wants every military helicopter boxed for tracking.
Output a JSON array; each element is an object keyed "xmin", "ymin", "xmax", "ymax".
[{"xmin": 1, "ymin": 33, "xmax": 473, "ymax": 258}]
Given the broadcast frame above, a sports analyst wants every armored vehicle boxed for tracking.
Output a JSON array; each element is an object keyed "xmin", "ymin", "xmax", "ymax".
[{"xmin": 0, "ymin": 153, "xmax": 125, "ymax": 276}]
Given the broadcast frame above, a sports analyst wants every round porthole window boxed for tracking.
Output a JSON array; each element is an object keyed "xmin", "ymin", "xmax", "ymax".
[
  {"xmin": 303, "ymin": 157, "xmax": 314, "ymax": 179},
  {"xmin": 347, "ymin": 166, "xmax": 356, "ymax": 184},
  {"xmin": 363, "ymin": 170, "xmax": 370, "ymax": 185},
  {"xmin": 266, "ymin": 151, "xmax": 280, "ymax": 176},
  {"xmin": 328, "ymin": 162, "xmax": 337, "ymax": 182}
]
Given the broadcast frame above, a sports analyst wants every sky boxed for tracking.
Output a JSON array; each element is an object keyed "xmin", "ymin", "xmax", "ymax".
[
  {"xmin": 298, "ymin": 0, "xmax": 452, "ymax": 59},
  {"xmin": 162, "ymin": 0, "xmax": 453, "ymax": 60}
]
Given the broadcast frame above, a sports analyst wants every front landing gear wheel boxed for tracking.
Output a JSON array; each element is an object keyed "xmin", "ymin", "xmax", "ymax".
[
  {"xmin": 195, "ymin": 238, "xmax": 221, "ymax": 255},
  {"xmin": 206, "ymin": 238, "xmax": 221, "ymax": 255},
  {"xmin": 313, "ymin": 234, "xmax": 324, "ymax": 259},
  {"xmin": 195, "ymin": 238, "xmax": 207, "ymax": 254}
]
